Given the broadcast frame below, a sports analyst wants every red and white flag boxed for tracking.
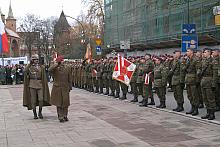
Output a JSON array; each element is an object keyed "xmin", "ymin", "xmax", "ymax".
[
  {"xmin": 0, "ymin": 19, "xmax": 9, "ymax": 54},
  {"xmin": 112, "ymin": 54, "xmax": 136, "ymax": 86},
  {"xmin": 144, "ymin": 72, "xmax": 152, "ymax": 85}
]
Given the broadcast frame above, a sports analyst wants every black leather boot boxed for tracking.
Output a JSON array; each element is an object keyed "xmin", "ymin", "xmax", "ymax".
[
  {"xmin": 108, "ymin": 92, "xmax": 115, "ymax": 97},
  {"xmin": 33, "ymin": 108, "xmax": 38, "ymax": 119},
  {"xmin": 130, "ymin": 96, "xmax": 138, "ymax": 102},
  {"xmin": 192, "ymin": 107, "xmax": 199, "ymax": 116},
  {"xmin": 148, "ymin": 98, "xmax": 155, "ymax": 105},
  {"xmin": 120, "ymin": 94, "xmax": 127, "ymax": 100},
  {"xmin": 160, "ymin": 101, "xmax": 166, "ymax": 109},
  {"xmin": 176, "ymin": 103, "xmax": 184, "ymax": 112},
  {"xmin": 139, "ymin": 99, "xmax": 148, "ymax": 107},
  {"xmin": 104, "ymin": 89, "xmax": 109, "ymax": 95},
  {"xmin": 208, "ymin": 110, "xmax": 215, "ymax": 120},
  {"xmin": 201, "ymin": 109, "xmax": 210, "ymax": 119},
  {"xmin": 38, "ymin": 107, "xmax": 43, "ymax": 119},
  {"xmin": 115, "ymin": 92, "xmax": 120, "ymax": 98},
  {"xmin": 186, "ymin": 105, "xmax": 194, "ymax": 114}
]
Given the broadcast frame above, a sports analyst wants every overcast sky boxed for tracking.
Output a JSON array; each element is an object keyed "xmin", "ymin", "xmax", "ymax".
[{"xmin": 1, "ymin": 0, "xmax": 83, "ymax": 19}]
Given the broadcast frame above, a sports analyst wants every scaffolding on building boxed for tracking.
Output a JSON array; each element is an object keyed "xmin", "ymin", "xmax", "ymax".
[{"xmin": 104, "ymin": 0, "xmax": 220, "ymax": 50}]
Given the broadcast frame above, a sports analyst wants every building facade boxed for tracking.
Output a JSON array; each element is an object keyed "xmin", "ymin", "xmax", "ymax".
[
  {"xmin": 1, "ymin": 1, "xmax": 20, "ymax": 57},
  {"xmin": 104, "ymin": 0, "xmax": 220, "ymax": 51}
]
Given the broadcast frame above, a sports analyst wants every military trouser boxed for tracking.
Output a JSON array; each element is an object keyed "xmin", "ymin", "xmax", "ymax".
[
  {"xmin": 103, "ymin": 77, "xmax": 109, "ymax": 93},
  {"xmin": 136, "ymin": 83, "xmax": 143, "ymax": 96},
  {"xmin": 30, "ymin": 88, "xmax": 43, "ymax": 108},
  {"xmin": 109, "ymin": 78, "xmax": 115, "ymax": 94},
  {"xmin": 143, "ymin": 83, "xmax": 153, "ymax": 99},
  {"xmin": 196, "ymin": 83, "xmax": 203, "ymax": 105},
  {"xmin": 98, "ymin": 77, "xmax": 103, "ymax": 92},
  {"xmin": 115, "ymin": 80, "xmax": 120, "ymax": 93},
  {"xmin": 131, "ymin": 82, "xmax": 138, "ymax": 97},
  {"xmin": 201, "ymin": 87, "xmax": 216, "ymax": 110},
  {"xmin": 155, "ymin": 87, "xmax": 166, "ymax": 102},
  {"xmin": 172, "ymin": 84, "xmax": 184, "ymax": 104},
  {"xmin": 92, "ymin": 77, "xmax": 98, "ymax": 91},
  {"xmin": 57, "ymin": 106, "xmax": 68, "ymax": 120},
  {"xmin": 88, "ymin": 77, "xmax": 93, "ymax": 91},
  {"xmin": 186, "ymin": 84, "xmax": 199, "ymax": 107},
  {"xmin": 120, "ymin": 82, "xmax": 128, "ymax": 95},
  {"xmin": 214, "ymin": 83, "xmax": 220, "ymax": 109}
]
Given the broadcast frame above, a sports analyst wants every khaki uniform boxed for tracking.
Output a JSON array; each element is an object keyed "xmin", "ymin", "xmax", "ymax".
[
  {"xmin": 108, "ymin": 61, "xmax": 115, "ymax": 96},
  {"xmin": 170, "ymin": 58, "xmax": 184, "ymax": 110},
  {"xmin": 212, "ymin": 56, "xmax": 220, "ymax": 110},
  {"xmin": 154, "ymin": 63, "xmax": 167, "ymax": 105},
  {"xmin": 200, "ymin": 57, "xmax": 216, "ymax": 110},
  {"xmin": 49, "ymin": 63, "xmax": 72, "ymax": 120},
  {"xmin": 184, "ymin": 56, "xmax": 199, "ymax": 115}
]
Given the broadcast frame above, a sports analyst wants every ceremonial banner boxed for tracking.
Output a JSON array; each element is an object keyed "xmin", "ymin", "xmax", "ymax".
[{"xmin": 112, "ymin": 54, "xmax": 136, "ymax": 86}]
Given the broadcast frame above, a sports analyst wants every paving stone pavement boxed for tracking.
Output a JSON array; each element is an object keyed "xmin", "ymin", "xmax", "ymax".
[{"xmin": 0, "ymin": 84, "xmax": 219, "ymax": 147}]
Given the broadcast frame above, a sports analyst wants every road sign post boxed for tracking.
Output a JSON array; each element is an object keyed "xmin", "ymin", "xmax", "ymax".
[{"xmin": 182, "ymin": 24, "xmax": 198, "ymax": 52}]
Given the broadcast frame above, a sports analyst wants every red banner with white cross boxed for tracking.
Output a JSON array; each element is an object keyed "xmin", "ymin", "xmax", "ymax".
[{"xmin": 112, "ymin": 54, "xmax": 136, "ymax": 86}]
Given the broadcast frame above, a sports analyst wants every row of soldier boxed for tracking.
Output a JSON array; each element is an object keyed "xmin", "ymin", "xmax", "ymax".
[
  {"xmin": 0, "ymin": 64, "xmax": 24, "ymax": 85},
  {"xmin": 70, "ymin": 48, "xmax": 220, "ymax": 120}
]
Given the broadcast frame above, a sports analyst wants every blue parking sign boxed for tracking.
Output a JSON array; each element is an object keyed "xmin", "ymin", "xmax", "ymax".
[
  {"xmin": 182, "ymin": 24, "xmax": 196, "ymax": 35},
  {"xmin": 96, "ymin": 46, "xmax": 102, "ymax": 55},
  {"xmin": 181, "ymin": 35, "xmax": 198, "ymax": 52}
]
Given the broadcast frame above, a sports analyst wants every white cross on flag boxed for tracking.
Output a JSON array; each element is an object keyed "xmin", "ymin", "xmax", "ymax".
[{"xmin": 112, "ymin": 54, "xmax": 136, "ymax": 86}]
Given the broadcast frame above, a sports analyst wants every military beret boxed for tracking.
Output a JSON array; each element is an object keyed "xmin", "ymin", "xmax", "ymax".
[
  {"xmin": 145, "ymin": 53, "xmax": 151, "ymax": 57},
  {"xmin": 212, "ymin": 48, "xmax": 219, "ymax": 52},
  {"xmin": 173, "ymin": 50, "xmax": 181, "ymax": 53}
]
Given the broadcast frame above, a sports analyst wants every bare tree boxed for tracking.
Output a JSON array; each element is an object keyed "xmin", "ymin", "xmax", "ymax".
[
  {"xmin": 81, "ymin": 0, "xmax": 104, "ymax": 39},
  {"xmin": 18, "ymin": 14, "xmax": 41, "ymax": 58}
]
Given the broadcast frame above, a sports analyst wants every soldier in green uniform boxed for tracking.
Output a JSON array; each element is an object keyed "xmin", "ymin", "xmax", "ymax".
[
  {"xmin": 170, "ymin": 50, "xmax": 184, "ymax": 112},
  {"xmin": 97, "ymin": 59, "xmax": 104, "ymax": 94},
  {"xmin": 130, "ymin": 57, "xmax": 139, "ymax": 102},
  {"xmin": 212, "ymin": 49, "xmax": 220, "ymax": 111},
  {"xmin": 199, "ymin": 48, "xmax": 216, "ymax": 120},
  {"xmin": 87, "ymin": 61, "xmax": 93, "ymax": 92},
  {"xmin": 184, "ymin": 48, "xmax": 199, "ymax": 116},
  {"xmin": 23, "ymin": 54, "xmax": 50, "ymax": 119},
  {"xmin": 154, "ymin": 57, "xmax": 167, "ymax": 108},
  {"xmin": 108, "ymin": 57, "xmax": 115, "ymax": 97},
  {"xmin": 195, "ymin": 50, "xmax": 204, "ymax": 108},
  {"xmin": 140, "ymin": 54, "xmax": 154, "ymax": 107},
  {"xmin": 113, "ymin": 58, "xmax": 121, "ymax": 98},
  {"xmin": 92, "ymin": 60, "xmax": 98, "ymax": 93},
  {"xmin": 136, "ymin": 57, "xmax": 145, "ymax": 104},
  {"xmin": 103, "ymin": 58, "xmax": 110, "ymax": 95}
]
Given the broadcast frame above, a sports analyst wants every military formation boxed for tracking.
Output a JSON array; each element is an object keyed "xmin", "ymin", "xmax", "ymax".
[
  {"xmin": 71, "ymin": 48, "xmax": 220, "ymax": 120},
  {"xmin": 21, "ymin": 48, "xmax": 219, "ymax": 121}
]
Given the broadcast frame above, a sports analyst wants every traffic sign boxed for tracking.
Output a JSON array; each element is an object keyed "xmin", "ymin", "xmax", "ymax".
[
  {"xmin": 96, "ymin": 46, "xmax": 102, "ymax": 55},
  {"xmin": 95, "ymin": 38, "xmax": 102, "ymax": 46},
  {"xmin": 120, "ymin": 40, "xmax": 130, "ymax": 50},
  {"xmin": 181, "ymin": 35, "xmax": 198, "ymax": 52},
  {"xmin": 182, "ymin": 24, "xmax": 196, "ymax": 35}
]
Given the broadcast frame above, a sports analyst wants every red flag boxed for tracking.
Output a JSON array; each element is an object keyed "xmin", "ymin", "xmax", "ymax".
[{"xmin": 112, "ymin": 54, "xmax": 136, "ymax": 86}]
